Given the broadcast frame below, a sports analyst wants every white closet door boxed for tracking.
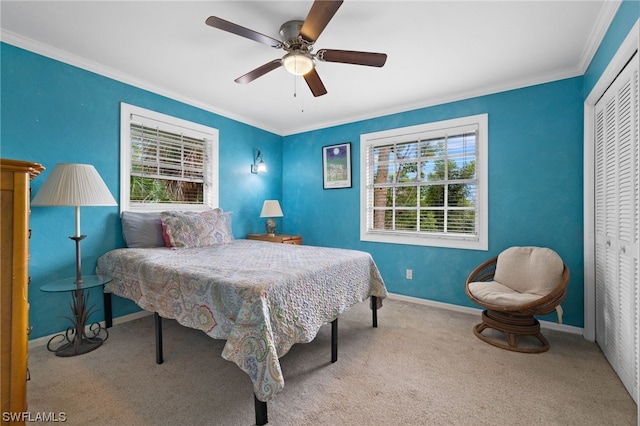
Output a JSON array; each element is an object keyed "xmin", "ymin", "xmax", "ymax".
[{"xmin": 594, "ymin": 51, "xmax": 638, "ymax": 403}]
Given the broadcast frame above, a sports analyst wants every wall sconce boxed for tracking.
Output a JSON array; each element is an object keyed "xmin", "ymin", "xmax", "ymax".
[{"xmin": 251, "ymin": 149, "xmax": 267, "ymax": 174}]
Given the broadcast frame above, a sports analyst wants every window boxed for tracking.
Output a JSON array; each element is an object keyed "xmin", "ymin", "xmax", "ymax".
[
  {"xmin": 360, "ymin": 114, "xmax": 488, "ymax": 250},
  {"xmin": 120, "ymin": 103, "xmax": 219, "ymax": 212}
]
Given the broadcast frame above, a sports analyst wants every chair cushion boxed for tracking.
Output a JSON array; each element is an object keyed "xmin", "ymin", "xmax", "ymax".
[
  {"xmin": 467, "ymin": 281, "xmax": 543, "ymax": 306},
  {"xmin": 493, "ymin": 246, "xmax": 564, "ymax": 296}
]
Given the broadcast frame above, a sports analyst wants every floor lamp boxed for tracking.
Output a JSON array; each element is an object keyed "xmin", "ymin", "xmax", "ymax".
[{"xmin": 32, "ymin": 163, "xmax": 117, "ymax": 355}]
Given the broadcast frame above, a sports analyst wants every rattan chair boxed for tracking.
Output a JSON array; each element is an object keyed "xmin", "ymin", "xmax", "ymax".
[{"xmin": 465, "ymin": 246, "xmax": 570, "ymax": 353}]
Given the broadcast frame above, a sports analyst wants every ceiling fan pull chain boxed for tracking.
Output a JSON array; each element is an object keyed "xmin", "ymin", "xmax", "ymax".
[
  {"xmin": 293, "ymin": 75, "xmax": 297, "ymax": 98},
  {"xmin": 292, "ymin": 76, "xmax": 305, "ymax": 113}
]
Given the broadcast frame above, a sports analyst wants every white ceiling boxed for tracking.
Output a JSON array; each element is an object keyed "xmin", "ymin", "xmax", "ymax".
[{"xmin": 0, "ymin": 1, "xmax": 618, "ymax": 136}]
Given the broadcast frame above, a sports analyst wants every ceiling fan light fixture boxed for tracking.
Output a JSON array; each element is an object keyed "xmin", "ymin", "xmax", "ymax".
[
  {"xmin": 206, "ymin": 1, "xmax": 386, "ymax": 97},
  {"xmin": 282, "ymin": 52, "xmax": 314, "ymax": 76}
]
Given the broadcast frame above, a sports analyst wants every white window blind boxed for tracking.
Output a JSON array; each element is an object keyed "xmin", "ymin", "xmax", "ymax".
[
  {"xmin": 120, "ymin": 103, "xmax": 219, "ymax": 212},
  {"xmin": 130, "ymin": 120, "xmax": 207, "ymax": 204},
  {"xmin": 361, "ymin": 114, "xmax": 488, "ymax": 250}
]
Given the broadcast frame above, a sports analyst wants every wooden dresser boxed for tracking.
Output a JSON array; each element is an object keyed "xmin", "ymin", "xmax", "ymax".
[
  {"xmin": 1, "ymin": 159, "xmax": 44, "ymax": 421},
  {"xmin": 246, "ymin": 234, "xmax": 302, "ymax": 245}
]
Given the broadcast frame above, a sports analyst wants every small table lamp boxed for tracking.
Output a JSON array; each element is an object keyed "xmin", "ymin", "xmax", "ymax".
[
  {"xmin": 260, "ymin": 200, "xmax": 283, "ymax": 236},
  {"xmin": 31, "ymin": 163, "xmax": 117, "ymax": 356}
]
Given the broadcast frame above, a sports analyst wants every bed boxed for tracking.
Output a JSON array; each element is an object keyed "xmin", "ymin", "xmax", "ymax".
[{"xmin": 95, "ymin": 209, "xmax": 387, "ymax": 424}]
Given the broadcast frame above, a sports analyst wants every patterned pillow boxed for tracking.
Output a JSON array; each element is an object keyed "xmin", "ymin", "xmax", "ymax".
[{"xmin": 159, "ymin": 209, "xmax": 234, "ymax": 248}]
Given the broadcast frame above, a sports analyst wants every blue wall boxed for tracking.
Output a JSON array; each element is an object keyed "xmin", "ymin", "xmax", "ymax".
[
  {"xmin": 2, "ymin": 2, "xmax": 638, "ymax": 338},
  {"xmin": 283, "ymin": 77, "xmax": 585, "ymax": 326},
  {"xmin": 1, "ymin": 44, "xmax": 283, "ymax": 339}
]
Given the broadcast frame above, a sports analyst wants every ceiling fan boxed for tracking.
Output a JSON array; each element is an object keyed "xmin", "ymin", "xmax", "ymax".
[{"xmin": 205, "ymin": 0, "xmax": 387, "ymax": 97}]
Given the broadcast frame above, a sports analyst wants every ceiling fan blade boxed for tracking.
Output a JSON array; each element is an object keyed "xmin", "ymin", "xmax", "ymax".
[
  {"xmin": 235, "ymin": 60, "xmax": 282, "ymax": 84},
  {"xmin": 300, "ymin": 0, "xmax": 343, "ymax": 43},
  {"xmin": 303, "ymin": 69, "xmax": 328, "ymax": 97},
  {"xmin": 206, "ymin": 16, "xmax": 282, "ymax": 49},
  {"xmin": 316, "ymin": 49, "xmax": 387, "ymax": 67}
]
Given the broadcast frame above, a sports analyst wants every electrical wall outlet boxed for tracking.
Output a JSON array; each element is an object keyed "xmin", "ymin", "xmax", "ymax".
[{"xmin": 405, "ymin": 269, "xmax": 413, "ymax": 280}]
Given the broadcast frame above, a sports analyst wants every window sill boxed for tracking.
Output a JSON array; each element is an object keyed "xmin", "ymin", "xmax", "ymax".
[{"xmin": 360, "ymin": 230, "xmax": 488, "ymax": 250}]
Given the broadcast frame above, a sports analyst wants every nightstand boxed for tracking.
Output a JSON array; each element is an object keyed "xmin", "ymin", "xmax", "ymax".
[
  {"xmin": 246, "ymin": 234, "xmax": 302, "ymax": 245},
  {"xmin": 40, "ymin": 275, "xmax": 111, "ymax": 357}
]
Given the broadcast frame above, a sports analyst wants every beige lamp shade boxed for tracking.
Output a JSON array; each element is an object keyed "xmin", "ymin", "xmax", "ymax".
[
  {"xmin": 260, "ymin": 200, "xmax": 283, "ymax": 218},
  {"xmin": 32, "ymin": 163, "xmax": 117, "ymax": 238},
  {"xmin": 32, "ymin": 163, "xmax": 117, "ymax": 207}
]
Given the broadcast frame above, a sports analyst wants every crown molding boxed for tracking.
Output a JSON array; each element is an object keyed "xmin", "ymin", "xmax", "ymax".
[
  {"xmin": 284, "ymin": 65, "xmax": 584, "ymax": 136},
  {"xmin": 2, "ymin": 0, "xmax": 624, "ymax": 138},
  {"xmin": 577, "ymin": 0, "xmax": 622, "ymax": 73},
  {"xmin": 0, "ymin": 29, "xmax": 282, "ymax": 135}
]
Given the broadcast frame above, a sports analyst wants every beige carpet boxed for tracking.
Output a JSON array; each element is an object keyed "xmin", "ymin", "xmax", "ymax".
[{"xmin": 27, "ymin": 298, "xmax": 636, "ymax": 425}]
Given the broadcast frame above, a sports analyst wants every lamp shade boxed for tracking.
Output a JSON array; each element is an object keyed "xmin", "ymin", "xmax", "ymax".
[
  {"xmin": 260, "ymin": 200, "xmax": 283, "ymax": 218},
  {"xmin": 32, "ymin": 163, "xmax": 117, "ymax": 207},
  {"xmin": 282, "ymin": 52, "xmax": 314, "ymax": 76}
]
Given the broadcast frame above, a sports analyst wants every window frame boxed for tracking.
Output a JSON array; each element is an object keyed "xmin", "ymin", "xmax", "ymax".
[
  {"xmin": 120, "ymin": 102, "xmax": 219, "ymax": 213},
  {"xmin": 360, "ymin": 114, "xmax": 488, "ymax": 250}
]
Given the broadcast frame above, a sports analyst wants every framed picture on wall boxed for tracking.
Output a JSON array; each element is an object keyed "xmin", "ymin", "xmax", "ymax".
[{"xmin": 322, "ymin": 142, "xmax": 352, "ymax": 189}]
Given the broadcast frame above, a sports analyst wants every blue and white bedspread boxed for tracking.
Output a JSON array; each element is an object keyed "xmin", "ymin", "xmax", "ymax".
[{"xmin": 96, "ymin": 239, "xmax": 387, "ymax": 401}]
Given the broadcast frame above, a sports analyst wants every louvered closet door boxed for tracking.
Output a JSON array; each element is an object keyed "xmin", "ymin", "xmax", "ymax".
[{"xmin": 594, "ymin": 51, "xmax": 639, "ymax": 404}]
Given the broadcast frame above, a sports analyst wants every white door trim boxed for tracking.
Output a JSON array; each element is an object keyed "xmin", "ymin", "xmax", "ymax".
[{"xmin": 583, "ymin": 19, "xmax": 639, "ymax": 342}]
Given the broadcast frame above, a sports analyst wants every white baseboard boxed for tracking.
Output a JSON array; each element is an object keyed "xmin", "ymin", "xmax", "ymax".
[
  {"xmin": 28, "ymin": 293, "xmax": 585, "ymax": 349},
  {"xmin": 387, "ymin": 292, "xmax": 585, "ymax": 336},
  {"xmin": 28, "ymin": 310, "xmax": 152, "ymax": 350}
]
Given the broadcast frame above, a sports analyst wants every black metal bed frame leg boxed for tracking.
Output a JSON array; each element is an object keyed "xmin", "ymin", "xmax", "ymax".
[
  {"xmin": 331, "ymin": 318, "xmax": 338, "ymax": 363},
  {"xmin": 371, "ymin": 296, "xmax": 378, "ymax": 328},
  {"xmin": 254, "ymin": 394, "xmax": 268, "ymax": 425},
  {"xmin": 154, "ymin": 313, "xmax": 163, "ymax": 364},
  {"xmin": 103, "ymin": 292, "xmax": 113, "ymax": 328},
  {"xmin": 147, "ymin": 298, "xmax": 378, "ymax": 425}
]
